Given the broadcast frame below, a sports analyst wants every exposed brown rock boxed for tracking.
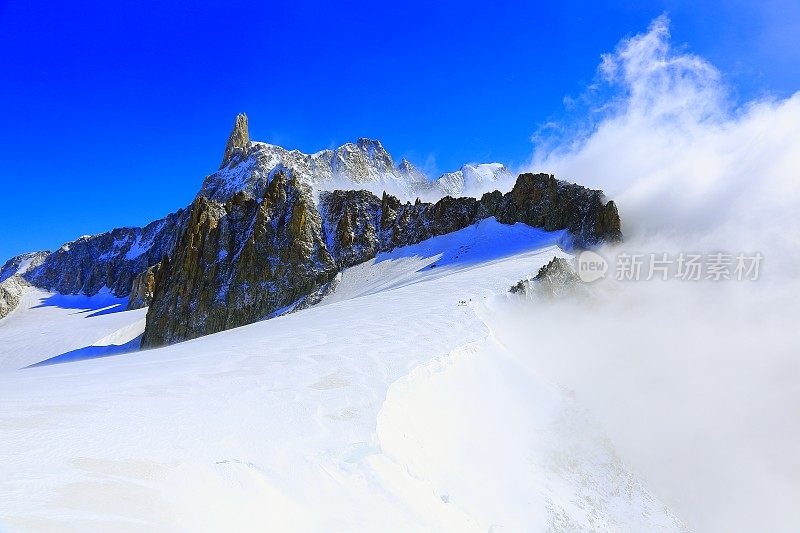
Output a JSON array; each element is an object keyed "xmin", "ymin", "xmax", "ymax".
[
  {"xmin": 492, "ymin": 173, "xmax": 622, "ymax": 245},
  {"xmin": 220, "ymin": 113, "xmax": 250, "ymax": 169},
  {"xmin": 321, "ymin": 173, "xmax": 622, "ymax": 270},
  {"xmin": 0, "ymin": 275, "xmax": 29, "ymax": 320},
  {"xmin": 510, "ymin": 257, "xmax": 580, "ymax": 298},
  {"xmin": 126, "ymin": 263, "xmax": 160, "ymax": 310},
  {"xmin": 141, "ymin": 171, "xmax": 337, "ymax": 348}
]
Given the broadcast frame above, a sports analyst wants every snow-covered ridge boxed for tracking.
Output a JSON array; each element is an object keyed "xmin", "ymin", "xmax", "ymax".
[
  {"xmin": 0, "ymin": 251, "xmax": 49, "ymax": 284},
  {"xmin": 0, "ymin": 252, "xmax": 51, "ymax": 320},
  {"xmin": 23, "ymin": 209, "xmax": 189, "ymax": 298},
  {"xmin": 436, "ymin": 162, "xmax": 513, "ymax": 197},
  {"xmin": 199, "ymin": 126, "xmax": 511, "ymax": 203}
]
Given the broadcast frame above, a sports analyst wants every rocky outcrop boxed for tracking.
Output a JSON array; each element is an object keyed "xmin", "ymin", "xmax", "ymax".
[
  {"xmin": 320, "ymin": 173, "xmax": 622, "ymax": 270},
  {"xmin": 141, "ymin": 171, "xmax": 337, "ymax": 348},
  {"xmin": 0, "ymin": 275, "xmax": 30, "ymax": 320},
  {"xmin": 510, "ymin": 257, "xmax": 580, "ymax": 298},
  {"xmin": 494, "ymin": 173, "xmax": 622, "ymax": 247},
  {"xmin": 319, "ymin": 190, "xmax": 383, "ymax": 267},
  {"xmin": 220, "ymin": 113, "xmax": 250, "ymax": 169},
  {"xmin": 126, "ymin": 263, "xmax": 161, "ymax": 310},
  {"xmin": 24, "ymin": 209, "xmax": 189, "ymax": 298},
  {"xmin": 0, "ymin": 251, "xmax": 49, "ymax": 319}
]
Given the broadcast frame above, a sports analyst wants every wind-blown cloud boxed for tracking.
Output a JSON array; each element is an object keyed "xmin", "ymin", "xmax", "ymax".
[
  {"xmin": 529, "ymin": 15, "xmax": 800, "ymax": 267},
  {"xmin": 488, "ymin": 15, "xmax": 800, "ymax": 533}
]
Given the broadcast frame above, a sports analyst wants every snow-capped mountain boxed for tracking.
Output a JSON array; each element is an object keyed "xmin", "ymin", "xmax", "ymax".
[
  {"xmin": 199, "ymin": 113, "xmax": 507, "ymax": 202},
  {"xmin": 198, "ymin": 114, "xmax": 429, "ymax": 202},
  {"xmin": 141, "ymin": 170, "xmax": 620, "ymax": 347},
  {"xmin": 4, "ymin": 114, "xmax": 621, "ymax": 346},
  {"xmin": 25, "ymin": 209, "xmax": 189, "ymax": 297},
  {"xmin": 199, "ymin": 137, "xmax": 433, "ymax": 201},
  {"xmin": 0, "ymin": 251, "xmax": 49, "ymax": 283}
]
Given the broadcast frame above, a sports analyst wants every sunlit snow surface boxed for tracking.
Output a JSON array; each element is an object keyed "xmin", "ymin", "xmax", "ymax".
[
  {"xmin": 0, "ymin": 290, "xmax": 146, "ymax": 371},
  {"xmin": 0, "ymin": 220, "xmax": 685, "ymax": 532}
]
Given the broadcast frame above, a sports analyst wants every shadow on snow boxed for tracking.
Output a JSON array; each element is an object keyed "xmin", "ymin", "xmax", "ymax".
[
  {"xmin": 27, "ymin": 336, "xmax": 142, "ymax": 368},
  {"xmin": 373, "ymin": 218, "xmax": 571, "ymax": 272},
  {"xmin": 32, "ymin": 292, "xmax": 128, "ymax": 317}
]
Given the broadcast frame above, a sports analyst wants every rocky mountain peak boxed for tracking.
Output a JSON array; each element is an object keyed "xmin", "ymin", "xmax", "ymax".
[
  {"xmin": 355, "ymin": 137, "xmax": 385, "ymax": 154},
  {"xmin": 141, "ymin": 169, "xmax": 338, "ymax": 348},
  {"xmin": 0, "ymin": 251, "xmax": 50, "ymax": 284},
  {"xmin": 220, "ymin": 113, "xmax": 250, "ymax": 169},
  {"xmin": 202, "ymin": 115, "xmax": 526, "ymax": 202}
]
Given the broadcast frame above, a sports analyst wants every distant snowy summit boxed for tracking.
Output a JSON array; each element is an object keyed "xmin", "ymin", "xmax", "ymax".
[
  {"xmin": 436, "ymin": 163, "xmax": 512, "ymax": 197},
  {"xmin": 198, "ymin": 113, "xmax": 512, "ymax": 202},
  {"xmin": 0, "ymin": 251, "xmax": 49, "ymax": 284}
]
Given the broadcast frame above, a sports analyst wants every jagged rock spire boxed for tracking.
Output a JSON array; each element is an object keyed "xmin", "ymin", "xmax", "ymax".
[{"xmin": 220, "ymin": 113, "xmax": 250, "ymax": 169}]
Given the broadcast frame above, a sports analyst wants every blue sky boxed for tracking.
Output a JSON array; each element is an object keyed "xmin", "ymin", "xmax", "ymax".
[{"xmin": 0, "ymin": 0, "xmax": 797, "ymax": 260}]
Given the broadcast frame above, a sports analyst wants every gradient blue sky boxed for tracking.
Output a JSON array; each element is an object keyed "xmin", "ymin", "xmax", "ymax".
[{"xmin": 1, "ymin": 0, "xmax": 798, "ymax": 260}]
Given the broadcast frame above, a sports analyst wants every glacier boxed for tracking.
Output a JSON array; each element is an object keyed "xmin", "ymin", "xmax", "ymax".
[{"xmin": 0, "ymin": 220, "xmax": 684, "ymax": 531}]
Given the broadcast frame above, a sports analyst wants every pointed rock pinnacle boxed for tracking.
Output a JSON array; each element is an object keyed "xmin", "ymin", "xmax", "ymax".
[{"xmin": 220, "ymin": 113, "xmax": 250, "ymax": 169}]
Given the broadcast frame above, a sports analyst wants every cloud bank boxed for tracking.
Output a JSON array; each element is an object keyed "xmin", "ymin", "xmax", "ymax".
[{"xmin": 486, "ymin": 15, "xmax": 800, "ymax": 533}]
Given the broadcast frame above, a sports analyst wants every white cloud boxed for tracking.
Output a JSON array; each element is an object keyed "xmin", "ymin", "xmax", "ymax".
[
  {"xmin": 494, "ymin": 15, "xmax": 800, "ymax": 533},
  {"xmin": 528, "ymin": 15, "xmax": 800, "ymax": 266}
]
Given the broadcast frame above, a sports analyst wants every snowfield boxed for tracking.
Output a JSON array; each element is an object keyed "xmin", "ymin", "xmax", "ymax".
[
  {"xmin": 0, "ymin": 220, "xmax": 684, "ymax": 531},
  {"xmin": 0, "ymin": 289, "xmax": 146, "ymax": 371}
]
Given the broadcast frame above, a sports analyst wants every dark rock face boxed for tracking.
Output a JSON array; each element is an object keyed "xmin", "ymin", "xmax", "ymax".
[
  {"xmin": 220, "ymin": 113, "xmax": 250, "ymax": 169},
  {"xmin": 24, "ymin": 209, "xmax": 189, "ymax": 298},
  {"xmin": 492, "ymin": 173, "xmax": 622, "ymax": 246},
  {"xmin": 141, "ymin": 172, "xmax": 337, "ymax": 348},
  {"xmin": 143, "ymin": 171, "xmax": 621, "ymax": 348},
  {"xmin": 319, "ymin": 190, "xmax": 383, "ymax": 267},
  {"xmin": 510, "ymin": 257, "xmax": 580, "ymax": 297},
  {"xmin": 320, "ymin": 173, "xmax": 622, "ymax": 270}
]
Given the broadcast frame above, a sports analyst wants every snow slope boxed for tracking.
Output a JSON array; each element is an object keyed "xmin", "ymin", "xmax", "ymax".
[
  {"xmin": 0, "ymin": 220, "xmax": 683, "ymax": 532},
  {"xmin": 0, "ymin": 289, "xmax": 146, "ymax": 371}
]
